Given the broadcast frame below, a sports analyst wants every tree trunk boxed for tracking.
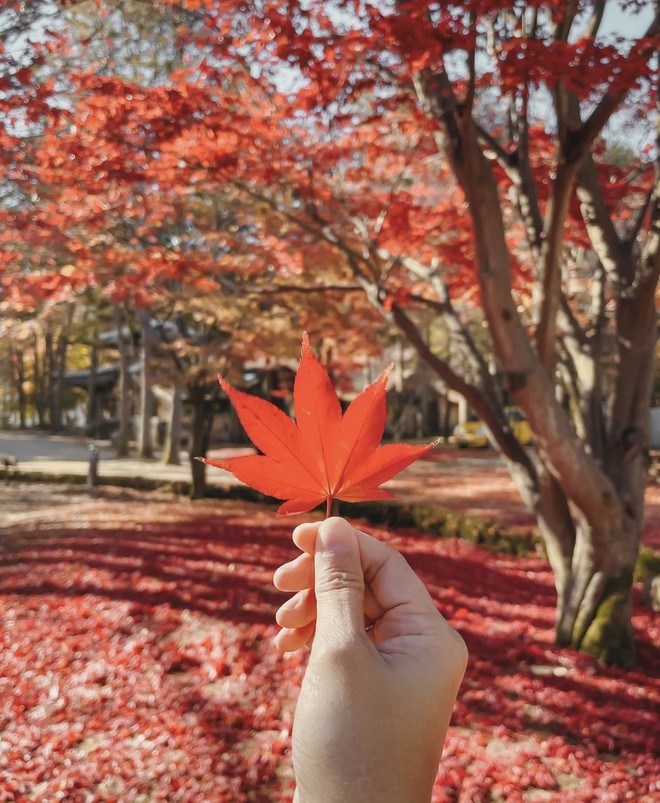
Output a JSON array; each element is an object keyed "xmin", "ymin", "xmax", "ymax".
[
  {"xmin": 162, "ymin": 383, "xmax": 183, "ymax": 465},
  {"xmin": 31, "ymin": 333, "xmax": 48, "ymax": 428},
  {"xmin": 137, "ymin": 334, "xmax": 153, "ymax": 459},
  {"xmin": 115, "ymin": 311, "xmax": 132, "ymax": 457},
  {"xmin": 45, "ymin": 330, "xmax": 54, "ymax": 428},
  {"xmin": 188, "ymin": 378, "xmax": 215, "ymax": 500},
  {"xmin": 51, "ymin": 331, "xmax": 68, "ymax": 431},
  {"xmin": 12, "ymin": 349, "xmax": 27, "ymax": 428},
  {"xmin": 556, "ymin": 515, "xmax": 639, "ymax": 667},
  {"xmin": 86, "ymin": 341, "xmax": 98, "ymax": 437},
  {"xmin": 407, "ymin": 69, "xmax": 657, "ymax": 666}
]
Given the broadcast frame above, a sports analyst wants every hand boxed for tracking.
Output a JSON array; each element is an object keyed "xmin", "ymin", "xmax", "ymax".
[{"xmin": 273, "ymin": 517, "xmax": 468, "ymax": 803}]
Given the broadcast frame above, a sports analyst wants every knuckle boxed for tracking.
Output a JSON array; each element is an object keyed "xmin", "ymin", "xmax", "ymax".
[
  {"xmin": 315, "ymin": 566, "xmax": 364, "ymax": 595},
  {"xmin": 452, "ymin": 628, "xmax": 469, "ymax": 670},
  {"xmin": 435, "ymin": 625, "xmax": 469, "ymax": 676}
]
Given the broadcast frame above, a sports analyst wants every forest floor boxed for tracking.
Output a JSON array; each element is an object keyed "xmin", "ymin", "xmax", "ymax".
[{"xmin": 0, "ymin": 483, "xmax": 658, "ymax": 802}]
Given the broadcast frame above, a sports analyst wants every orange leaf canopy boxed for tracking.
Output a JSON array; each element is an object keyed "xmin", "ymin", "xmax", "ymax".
[{"xmin": 202, "ymin": 332, "xmax": 435, "ymax": 516}]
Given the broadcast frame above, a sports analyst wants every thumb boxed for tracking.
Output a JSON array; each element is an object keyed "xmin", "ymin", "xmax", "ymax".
[{"xmin": 313, "ymin": 517, "xmax": 366, "ymax": 646}]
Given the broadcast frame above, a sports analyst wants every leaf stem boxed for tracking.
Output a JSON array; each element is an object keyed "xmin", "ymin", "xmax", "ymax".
[{"xmin": 326, "ymin": 497, "xmax": 334, "ymax": 519}]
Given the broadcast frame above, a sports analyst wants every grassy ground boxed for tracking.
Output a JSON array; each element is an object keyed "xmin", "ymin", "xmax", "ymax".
[{"xmin": 0, "ymin": 484, "xmax": 658, "ymax": 802}]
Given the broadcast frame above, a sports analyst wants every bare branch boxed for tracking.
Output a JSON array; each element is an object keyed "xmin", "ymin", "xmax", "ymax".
[
  {"xmin": 535, "ymin": 163, "xmax": 580, "ymax": 369},
  {"xmin": 261, "ymin": 283, "xmax": 363, "ymax": 294},
  {"xmin": 390, "ymin": 303, "xmax": 537, "ymax": 472},
  {"xmin": 572, "ymin": 11, "xmax": 659, "ymax": 157},
  {"xmin": 234, "ymin": 181, "xmax": 379, "ymax": 286},
  {"xmin": 365, "ymin": 58, "xmax": 414, "ymax": 94},
  {"xmin": 637, "ymin": 175, "xmax": 660, "ymax": 291},
  {"xmin": 576, "ymin": 155, "xmax": 630, "ymax": 283},
  {"xmin": 413, "ymin": 67, "xmax": 470, "ymax": 193},
  {"xmin": 554, "ymin": 0, "xmax": 579, "ymax": 43},
  {"xmin": 557, "ymin": 293, "xmax": 587, "ymax": 349},
  {"xmin": 626, "ymin": 168, "xmax": 657, "ymax": 245},
  {"xmin": 585, "ymin": 0, "xmax": 607, "ymax": 39},
  {"xmin": 464, "ymin": 12, "xmax": 477, "ymax": 117},
  {"xmin": 552, "ymin": 0, "xmax": 579, "ymax": 145},
  {"xmin": 373, "ymin": 142, "xmax": 419, "ymax": 236},
  {"xmin": 474, "ymin": 123, "xmax": 514, "ymax": 170}
]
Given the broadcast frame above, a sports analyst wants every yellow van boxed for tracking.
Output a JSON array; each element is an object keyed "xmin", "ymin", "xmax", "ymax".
[{"xmin": 452, "ymin": 407, "xmax": 533, "ymax": 448}]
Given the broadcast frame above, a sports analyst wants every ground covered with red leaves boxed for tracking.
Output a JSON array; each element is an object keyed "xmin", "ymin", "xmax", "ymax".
[{"xmin": 0, "ymin": 484, "xmax": 658, "ymax": 802}]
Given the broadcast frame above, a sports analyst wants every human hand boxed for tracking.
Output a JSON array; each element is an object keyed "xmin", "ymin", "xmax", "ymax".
[{"xmin": 273, "ymin": 517, "xmax": 468, "ymax": 803}]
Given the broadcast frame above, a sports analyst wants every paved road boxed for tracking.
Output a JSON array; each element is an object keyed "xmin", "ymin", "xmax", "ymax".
[
  {"xmin": 0, "ymin": 430, "xmax": 116, "ymax": 462},
  {"xmin": 0, "ymin": 429, "xmax": 207, "ymax": 489}
]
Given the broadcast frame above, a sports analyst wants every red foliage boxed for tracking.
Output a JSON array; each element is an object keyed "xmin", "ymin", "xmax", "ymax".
[
  {"xmin": 0, "ymin": 0, "xmax": 653, "ymax": 321},
  {"xmin": 0, "ymin": 484, "xmax": 657, "ymax": 801}
]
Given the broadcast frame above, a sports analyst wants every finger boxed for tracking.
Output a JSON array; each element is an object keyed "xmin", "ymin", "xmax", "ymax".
[
  {"xmin": 273, "ymin": 552, "xmax": 314, "ymax": 592},
  {"xmin": 293, "ymin": 524, "xmax": 388, "ymax": 623},
  {"xmin": 274, "ymin": 621, "xmax": 316, "ymax": 654},
  {"xmin": 294, "ymin": 522, "xmax": 436, "ymax": 621},
  {"xmin": 354, "ymin": 532, "xmax": 453, "ymax": 652},
  {"xmin": 275, "ymin": 588, "xmax": 317, "ymax": 629},
  {"xmin": 364, "ymin": 583, "xmax": 383, "ymax": 624},
  {"xmin": 292, "ymin": 521, "xmax": 320, "ymax": 555},
  {"xmin": 277, "ymin": 579, "xmax": 377, "ymax": 631},
  {"xmin": 313, "ymin": 517, "xmax": 367, "ymax": 647},
  {"xmin": 354, "ymin": 528, "xmax": 442, "ymax": 623}
]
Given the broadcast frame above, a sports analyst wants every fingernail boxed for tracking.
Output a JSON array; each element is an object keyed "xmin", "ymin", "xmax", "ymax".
[{"xmin": 317, "ymin": 517, "xmax": 353, "ymax": 554}]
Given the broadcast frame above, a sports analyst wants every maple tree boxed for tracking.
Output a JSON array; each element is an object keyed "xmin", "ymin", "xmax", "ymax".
[
  {"xmin": 172, "ymin": 0, "xmax": 655, "ymax": 668},
  {"xmin": 202, "ymin": 332, "xmax": 434, "ymax": 515},
  {"xmin": 0, "ymin": 0, "xmax": 657, "ymax": 669}
]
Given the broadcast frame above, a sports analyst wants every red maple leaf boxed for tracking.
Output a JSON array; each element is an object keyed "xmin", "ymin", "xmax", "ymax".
[{"xmin": 201, "ymin": 332, "xmax": 435, "ymax": 516}]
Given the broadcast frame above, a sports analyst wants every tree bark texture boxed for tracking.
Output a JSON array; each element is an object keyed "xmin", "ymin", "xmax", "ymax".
[
  {"xmin": 30, "ymin": 334, "xmax": 46, "ymax": 428},
  {"xmin": 408, "ymin": 68, "xmax": 658, "ymax": 666}
]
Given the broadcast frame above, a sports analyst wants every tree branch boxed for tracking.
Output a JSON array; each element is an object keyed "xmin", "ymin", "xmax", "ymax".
[
  {"xmin": 585, "ymin": 0, "xmax": 606, "ymax": 39},
  {"xmin": 557, "ymin": 292, "xmax": 587, "ymax": 348},
  {"xmin": 576, "ymin": 154, "xmax": 630, "ymax": 284},
  {"xmin": 262, "ymin": 283, "xmax": 363, "ymax": 294},
  {"xmin": 553, "ymin": 0, "xmax": 579, "ymax": 146},
  {"xmin": 474, "ymin": 123, "xmax": 515, "ymax": 170},
  {"xmin": 626, "ymin": 169, "xmax": 656, "ymax": 245},
  {"xmin": 464, "ymin": 12, "xmax": 477, "ymax": 117},
  {"xmin": 373, "ymin": 143, "xmax": 419, "ymax": 236},
  {"xmin": 413, "ymin": 67, "xmax": 468, "ymax": 191},
  {"xmin": 535, "ymin": 163, "xmax": 579, "ymax": 369},
  {"xmin": 390, "ymin": 303, "xmax": 537, "ymax": 472},
  {"xmin": 572, "ymin": 11, "xmax": 659, "ymax": 158}
]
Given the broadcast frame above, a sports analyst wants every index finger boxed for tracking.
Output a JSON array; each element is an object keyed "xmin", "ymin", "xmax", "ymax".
[
  {"xmin": 354, "ymin": 526, "xmax": 440, "ymax": 621},
  {"xmin": 292, "ymin": 521, "xmax": 318, "ymax": 554}
]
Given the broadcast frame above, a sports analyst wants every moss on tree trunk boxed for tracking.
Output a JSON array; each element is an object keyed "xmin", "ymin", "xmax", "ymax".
[{"xmin": 576, "ymin": 569, "xmax": 636, "ymax": 668}]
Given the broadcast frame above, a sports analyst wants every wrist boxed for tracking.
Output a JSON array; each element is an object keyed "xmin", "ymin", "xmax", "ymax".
[
  {"xmin": 294, "ymin": 766, "xmax": 434, "ymax": 803},
  {"xmin": 295, "ymin": 787, "xmax": 432, "ymax": 803}
]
